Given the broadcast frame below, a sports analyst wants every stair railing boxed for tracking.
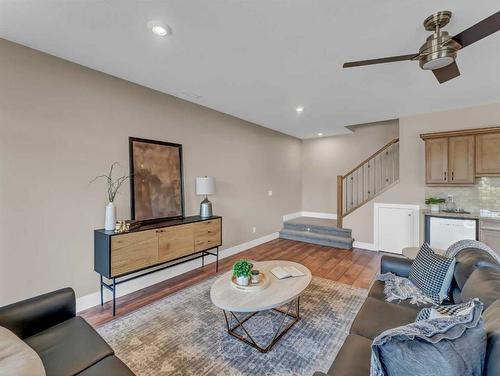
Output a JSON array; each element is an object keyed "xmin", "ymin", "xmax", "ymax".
[{"xmin": 337, "ymin": 138, "xmax": 399, "ymax": 228}]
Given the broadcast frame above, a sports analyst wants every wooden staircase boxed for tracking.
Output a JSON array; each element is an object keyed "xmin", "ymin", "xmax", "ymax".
[{"xmin": 337, "ymin": 138, "xmax": 400, "ymax": 228}]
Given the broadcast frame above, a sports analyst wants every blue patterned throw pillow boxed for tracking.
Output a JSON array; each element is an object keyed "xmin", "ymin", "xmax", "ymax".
[
  {"xmin": 416, "ymin": 299, "xmax": 475, "ymax": 321},
  {"xmin": 409, "ymin": 242, "xmax": 456, "ymax": 304}
]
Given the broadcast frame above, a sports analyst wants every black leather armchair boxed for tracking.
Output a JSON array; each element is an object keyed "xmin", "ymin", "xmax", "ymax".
[
  {"xmin": 0, "ymin": 288, "xmax": 76, "ymax": 340},
  {"xmin": 0, "ymin": 288, "xmax": 134, "ymax": 376}
]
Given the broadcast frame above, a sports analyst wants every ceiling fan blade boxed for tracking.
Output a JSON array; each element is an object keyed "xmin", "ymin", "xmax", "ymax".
[
  {"xmin": 343, "ymin": 54, "xmax": 418, "ymax": 68},
  {"xmin": 432, "ymin": 61, "xmax": 460, "ymax": 84},
  {"xmin": 451, "ymin": 11, "xmax": 500, "ymax": 49}
]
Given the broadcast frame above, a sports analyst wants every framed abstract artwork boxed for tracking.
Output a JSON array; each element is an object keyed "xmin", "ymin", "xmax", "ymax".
[{"xmin": 129, "ymin": 137, "xmax": 184, "ymax": 222}]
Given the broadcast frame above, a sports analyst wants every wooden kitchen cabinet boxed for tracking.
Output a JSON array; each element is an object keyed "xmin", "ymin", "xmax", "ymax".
[
  {"xmin": 425, "ymin": 138, "xmax": 449, "ymax": 184},
  {"xmin": 448, "ymin": 135, "xmax": 475, "ymax": 184},
  {"xmin": 421, "ymin": 127, "xmax": 500, "ymax": 185},
  {"xmin": 476, "ymin": 133, "xmax": 500, "ymax": 176},
  {"xmin": 480, "ymin": 219, "xmax": 500, "ymax": 257},
  {"xmin": 424, "ymin": 136, "xmax": 474, "ymax": 185}
]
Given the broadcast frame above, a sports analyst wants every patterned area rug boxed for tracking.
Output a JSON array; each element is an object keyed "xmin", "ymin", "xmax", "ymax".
[{"xmin": 97, "ymin": 276, "xmax": 368, "ymax": 376}]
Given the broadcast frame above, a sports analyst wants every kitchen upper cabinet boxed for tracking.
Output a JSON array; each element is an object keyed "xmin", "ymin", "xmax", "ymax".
[
  {"xmin": 425, "ymin": 138, "xmax": 449, "ymax": 184},
  {"xmin": 448, "ymin": 135, "xmax": 475, "ymax": 184},
  {"xmin": 421, "ymin": 127, "xmax": 500, "ymax": 185},
  {"xmin": 476, "ymin": 133, "xmax": 500, "ymax": 176}
]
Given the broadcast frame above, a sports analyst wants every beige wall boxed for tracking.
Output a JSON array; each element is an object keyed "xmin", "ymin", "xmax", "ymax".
[
  {"xmin": 2, "ymin": 36, "xmax": 500, "ymax": 306},
  {"xmin": 301, "ymin": 121, "xmax": 399, "ymax": 213},
  {"xmin": 344, "ymin": 102, "xmax": 500, "ymax": 244},
  {"xmin": 0, "ymin": 39, "xmax": 302, "ymax": 305}
]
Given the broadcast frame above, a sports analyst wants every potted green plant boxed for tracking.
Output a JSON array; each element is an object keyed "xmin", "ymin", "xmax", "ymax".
[
  {"xmin": 425, "ymin": 197, "xmax": 445, "ymax": 212},
  {"xmin": 233, "ymin": 259, "xmax": 253, "ymax": 286}
]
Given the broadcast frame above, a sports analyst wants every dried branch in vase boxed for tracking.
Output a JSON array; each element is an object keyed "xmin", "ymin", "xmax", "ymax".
[{"xmin": 90, "ymin": 162, "xmax": 130, "ymax": 203}]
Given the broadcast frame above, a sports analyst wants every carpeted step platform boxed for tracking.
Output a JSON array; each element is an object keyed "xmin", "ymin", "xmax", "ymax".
[{"xmin": 279, "ymin": 217, "xmax": 354, "ymax": 249}]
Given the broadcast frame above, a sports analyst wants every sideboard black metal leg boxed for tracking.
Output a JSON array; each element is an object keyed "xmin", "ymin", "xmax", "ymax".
[
  {"xmin": 100, "ymin": 275, "xmax": 104, "ymax": 306},
  {"xmin": 216, "ymin": 247, "xmax": 219, "ymax": 272},
  {"xmin": 202, "ymin": 252, "xmax": 205, "ymax": 267},
  {"xmin": 112, "ymin": 278, "xmax": 116, "ymax": 316}
]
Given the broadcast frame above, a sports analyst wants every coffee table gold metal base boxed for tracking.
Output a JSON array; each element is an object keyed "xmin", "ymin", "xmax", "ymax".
[{"xmin": 222, "ymin": 297, "xmax": 300, "ymax": 353}]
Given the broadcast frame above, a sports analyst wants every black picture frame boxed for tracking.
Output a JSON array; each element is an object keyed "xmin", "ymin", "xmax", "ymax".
[{"xmin": 129, "ymin": 137, "xmax": 185, "ymax": 223}]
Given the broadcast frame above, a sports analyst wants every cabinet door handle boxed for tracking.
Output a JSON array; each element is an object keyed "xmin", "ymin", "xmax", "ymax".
[
  {"xmin": 444, "ymin": 171, "xmax": 447, "ymax": 181},
  {"xmin": 451, "ymin": 171, "xmax": 454, "ymax": 181}
]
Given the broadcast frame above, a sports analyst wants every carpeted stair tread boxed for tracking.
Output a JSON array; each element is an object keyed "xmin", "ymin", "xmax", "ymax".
[
  {"xmin": 280, "ymin": 228, "xmax": 353, "ymax": 242},
  {"xmin": 279, "ymin": 228, "xmax": 353, "ymax": 249},
  {"xmin": 283, "ymin": 218, "xmax": 352, "ymax": 237}
]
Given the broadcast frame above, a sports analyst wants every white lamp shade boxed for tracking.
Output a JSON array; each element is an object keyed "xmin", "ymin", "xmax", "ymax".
[{"xmin": 196, "ymin": 177, "xmax": 216, "ymax": 195}]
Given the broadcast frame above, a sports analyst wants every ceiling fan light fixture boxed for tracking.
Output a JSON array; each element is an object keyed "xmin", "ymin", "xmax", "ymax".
[
  {"xmin": 421, "ymin": 55, "xmax": 454, "ymax": 70},
  {"xmin": 418, "ymin": 30, "xmax": 459, "ymax": 70},
  {"xmin": 342, "ymin": 10, "xmax": 500, "ymax": 84}
]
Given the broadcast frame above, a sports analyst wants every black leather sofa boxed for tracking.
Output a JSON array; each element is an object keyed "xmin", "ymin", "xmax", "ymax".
[
  {"xmin": 315, "ymin": 249, "xmax": 500, "ymax": 376},
  {"xmin": 0, "ymin": 288, "xmax": 134, "ymax": 376}
]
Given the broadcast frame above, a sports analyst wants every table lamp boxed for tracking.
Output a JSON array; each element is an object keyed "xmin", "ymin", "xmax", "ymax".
[{"xmin": 196, "ymin": 176, "xmax": 215, "ymax": 218}]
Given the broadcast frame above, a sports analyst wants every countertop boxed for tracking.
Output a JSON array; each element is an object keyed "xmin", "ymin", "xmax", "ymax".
[{"xmin": 422, "ymin": 209, "xmax": 500, "ymax": 222}]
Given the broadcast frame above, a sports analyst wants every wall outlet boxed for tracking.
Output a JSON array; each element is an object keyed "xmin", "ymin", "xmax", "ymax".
[
  {"xmin": 252, "ymin": 227, "xmax": 256, "ymax": 233},
  {"xmin": 267, "ymin": 190, "xmax": 273, "ymax": 196}
]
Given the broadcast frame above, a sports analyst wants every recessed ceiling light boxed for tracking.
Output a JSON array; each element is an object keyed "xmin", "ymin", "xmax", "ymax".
[
  {"xmin": 317, "ymin": 132, "xmax": 323, "ymax": 137},
  {"xmin": 147, "ymin": 21, "xmax": 170, "ymax": 36},
  {"xmin": 152, "ymin": 26, "xmax": 168, "ymax": 36},
  {"xmin": 296, "ymin": 106, "xmax": 304, "ymax": 113}
]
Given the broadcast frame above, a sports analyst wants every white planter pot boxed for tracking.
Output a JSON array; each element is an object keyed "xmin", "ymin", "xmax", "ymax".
[
  {"xmin": 105, "ymin": 202, "xmax": 116, "ymax": 231},
  {"xmin": 430, "ymin": 204, "xmax": 440, "ymax": 212},
  {"xmin": 236, "ymin": 276, "xmax": 250, "ymax": 286}
]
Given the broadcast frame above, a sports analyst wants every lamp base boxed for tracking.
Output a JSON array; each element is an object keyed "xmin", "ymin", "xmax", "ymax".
[{"xmin": 200, "ymin": 197, "xmax": 213, "ymax": 218}]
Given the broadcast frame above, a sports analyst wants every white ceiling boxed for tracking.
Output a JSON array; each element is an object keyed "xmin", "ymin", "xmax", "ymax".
[{"xmin": 1, "ymin": 1, "xmax": 499, "ymax": 139}]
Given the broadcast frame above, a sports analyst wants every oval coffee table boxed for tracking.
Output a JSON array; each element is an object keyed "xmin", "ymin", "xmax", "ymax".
[{"xmin": 210, "ymin": 260, "xmax": 311, "ymax": 352}]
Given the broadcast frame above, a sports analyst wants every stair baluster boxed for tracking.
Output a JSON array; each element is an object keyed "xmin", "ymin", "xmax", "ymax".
[{"xmin": 337, "ymin": 138, "xmax": 399, "ymax": 228}]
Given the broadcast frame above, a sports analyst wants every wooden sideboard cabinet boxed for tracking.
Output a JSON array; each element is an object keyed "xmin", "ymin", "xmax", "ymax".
[{"xmin": 94, "ymin": 216, "xmax": 222, "ymax": 315}]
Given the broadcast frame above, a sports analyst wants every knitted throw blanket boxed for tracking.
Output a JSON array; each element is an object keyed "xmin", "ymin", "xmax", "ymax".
[
  {"xmin": 445, "ymin": 239, "xmax": 500, "ymax": 263},
  {"xmin": 377, "ymin": 273, "xmax": 434, "ymax": 306}
]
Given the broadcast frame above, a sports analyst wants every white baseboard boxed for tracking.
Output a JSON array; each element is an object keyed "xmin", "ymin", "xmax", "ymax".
[
  {"xmin": 282, "ymin": 212, "xmax": 302, "ymax": 221},
  {"xmin": 76, "ymin": 232, "xmax": 279, "ymax": 313},
  {"xmin": 283, "ymin": 211, "xmax": 337, "ymax": 221},
  {"xmin": 353, "ymin": 241, "xmax": 378, "ymax": 251},
  {"xmin": 302, "ymin": 211, "xmax": 337, "ymax": 220}
]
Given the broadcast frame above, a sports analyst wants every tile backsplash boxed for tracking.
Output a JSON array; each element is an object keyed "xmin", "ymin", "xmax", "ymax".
[{"xmin": 425, "ymin": 177, "xmax": 500, "ymax": 212}]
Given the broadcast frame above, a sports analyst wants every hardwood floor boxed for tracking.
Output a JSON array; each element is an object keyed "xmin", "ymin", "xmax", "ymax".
[{"xmin": 79, "ymin": 238, "xmax": 381, "ymax": 328}]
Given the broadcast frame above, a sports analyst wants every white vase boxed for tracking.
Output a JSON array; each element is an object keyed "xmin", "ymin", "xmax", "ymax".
[
  {"xmin": 236, "ymin": 276, "xmax": 250, "ymax": 286},
  {"xmin": 105, "ymin": 202, "xmax": 116, "ymax": 231},
  {"xmin": 430, "ymin": 204, "xmax": 440, "ymax": 212}
]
